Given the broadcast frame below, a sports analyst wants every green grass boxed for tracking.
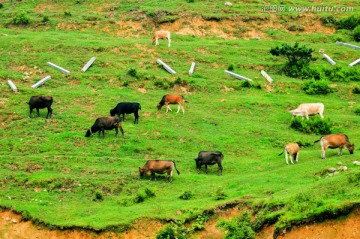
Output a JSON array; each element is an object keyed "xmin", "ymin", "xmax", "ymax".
[{"xmin": 1, "ymin": 0, "xmax": 360, "ymax": 236}]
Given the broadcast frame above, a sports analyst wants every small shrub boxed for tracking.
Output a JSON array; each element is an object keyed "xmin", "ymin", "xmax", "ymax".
[
  {"xmin": 228, "ymin": 64, "xmax": 234, "ymax": 71},
  {"xmin": 321, "ymin": 15, "xmax": 336, "ymax": 26},
  {"xmin": 122, "ymin": 80, "xmax": 129, "ymax": 87},
  {"xmin": 126, "ymin": 68, "xmax": 137, "ymax": 78},
  {"xmin": 156, "ymin": 225, "xmax": 175, "ymax": 239},
  {"xmin": 64, "ymin": 11, "xmax": 72, "ymax": 17},
  {"xmin": 174, "ymin": 77, "xmax": 182, "ymax": 85},
  {"xmin": 154, "ymin": 80, "xmax": 164, "ymax": 88},
  {"xmin": 13, "ymin": 13, "xmax": 30, "ymax": 25},
  {"xmin": 133, "ymin": 191, "xmax": 147, "ymax": 203},
  {"xmin": 0, "ymin": 3, "xmax": 3, "ymax": 9},
  {"xmin": 352, "ymin": 86, "xmax": 360, "ymax": 94},
  {"xmin": 186, "ymin": 0, "xmax": 195, "ymax": 3},
  {"xmin": 303, "ymin": 79, "xmax": 334, "ymax": 95},
  {"xmin": 290, "ymin": 116, "xmax": 332, "ymax": 134},
  {"xmin": 179, "ymin": 191, "xmax": 193, "ymax": 200},
  {"xmin": 94, "ymin": 191, "xmax": 103, "ymax": 201},
  {"xmin": 214, "ymin": 187, "xmax": 227, "ymax": 200},
  {"xmin": 354, "ymin": 108, "xmax": 360, "ymax": 116},
  {"xmin": 155, "ymin": 223, "xmax": 188, "ymax": 239},
  {"xmin": 192, "ymin": 214, "xmax": 210, "ymax": 231},
  {"xmin": 216, "ymin": 211, "xmax": 255, "ymax": 239},
  {"xmin": 354, "ymin": 25, "xmax": 360, "ymax": 42},
  {"xmin": 144, "ymin": 187, "xmax": 156, "ymax": 198},
  {"xmin": 42, "ymin": 16, "xmax": 50, "ymax": 23},
  {"xmin": 336, "ymin": 15, "xmax": 360, "ymax": 30}
]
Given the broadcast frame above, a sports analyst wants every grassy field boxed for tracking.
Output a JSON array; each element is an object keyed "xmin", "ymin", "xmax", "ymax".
[{"xmin": 1, "ymin": 0, "xmax": 360, "ymax": 237}]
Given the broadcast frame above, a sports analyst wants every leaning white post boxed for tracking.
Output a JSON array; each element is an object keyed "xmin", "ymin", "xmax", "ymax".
[
  {"xmin": 31, "ymin": 76, "xmax": 51, "ymax": 88},
  {"xmin": 224, "ymin": 70, "xmax": 253, "ymax": 82},
  {"xmin": 189, "ymin": 62, "xmax": 196, "ymax": 75},
  {"xmin": 156, "ymin": 59, "xmax": 176, "ymax": 74},
  {"xmin": 349, "ymin": 58, "xmax": 360, "ymax": 67},
  {"xmin": 260, "ymin": 70, "xmax": 273, "ymax": 83},
  {"xmin": 7, "ymin": 80, "xmax": 18, "ymax": 92},
  {"xmin": 81, "ymin": 57, "xmax": 96, "ymax": 72},
  {"xmin": 323, "ymin": 54, "xmax": 336, "ymax": 65},
  {"xmin": 336, "ymin": 41, "xmax": 360, "ymax": 50},
  {"xmin": 47, "ymin": 62, "xmax": 70, "ymax": 75}
]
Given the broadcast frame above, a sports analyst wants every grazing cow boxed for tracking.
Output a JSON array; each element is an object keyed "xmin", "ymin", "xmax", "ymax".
[
  {"xmin": 152, "ymin": 30, "xmax": 171, "ymax": 47},
  {"xmin": 278, "ymin": 143, "xmax": 300, "ymax": 165},
  {"xmin": 157, "ymin": 94, "xmax": 188, "ymax": 114},
  {"xmin": 110, "ymin": 102, "xmax": 141, "ymax": 124},
  {"xmin": 85, "ymin": 116, "xmax": 124, "ymax": 137},
  {"xmin": 290, "ymin": 103, "xmax": 324, "ymax": 119},
  {"xmin": 139, "ymin": 160, "xmax": 180, "ymax": 182},
  {"xmin": 314, "ymin": 134, "xmax": 354, "ymax": 159},
  {"xmin": 28, "ymin": 96, "xmax": 53, "ymax": 119},
  {"xmin": 194, "ymin": 151, "xmax": 224, "ymax": 175}
]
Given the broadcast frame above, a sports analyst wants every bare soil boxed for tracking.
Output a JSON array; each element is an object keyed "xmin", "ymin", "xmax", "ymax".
[{"xmin": 1, "ymin": 208, "xmax": 360, "ymax": 239}]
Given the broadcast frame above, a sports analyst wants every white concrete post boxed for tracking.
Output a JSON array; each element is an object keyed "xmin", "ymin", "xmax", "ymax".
[
  {"xmin": 7, "ymin": 80, "xmax": 18, "ymax": 92},
  {"xmin": 336, "ymin": 41, "xmax": 360, "ymax": 50},
  {"xmin": 349, "ymin": 58, "xmax": 360, "ymax": 67},
  {"xmin": 81, "ymin": 57, "xmax": 96, "ymax": 72},
  {"xmin": 156, "ymin": 59, "xmax": 176, "ymax": 74},
  {"xmin": 260, "ymin": 70, "xmax": 273, "ymax": 83},
  {"xmin": 224, "ymin": 70, "xmax": 253, "ymax": 82},
  {"xmin": 189, "ymin": 62, "xmax": 196, "ymax": 75},
  {"xmin": 323, "ymin": 54, "xmax": 336, "ymax": 65},
  {"xmin": 47, "ymin": 62, "xmax": 70, "ymax": 74},
  {"xmin": 31, "ymin": 76, "xmax": 51, "ymax": 88}
]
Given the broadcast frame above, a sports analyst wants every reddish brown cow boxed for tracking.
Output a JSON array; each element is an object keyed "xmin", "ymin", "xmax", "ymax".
[
  {"xmin": 314, "ymin": 134, "xmax": 354, "ymax": 159},
  {"xmin": 152, "ymin": 30, "xmax": 171, "ymax": 47},
  {"xmin": 157, "ymin": 94, "xmax": 188, "ymax": 114},
  {"xmin": 85, "ymin": 116, "xmax": 124, "ymax": 137},
  {"xmin": 139, "ymin": 160, "xmax": 180, "ymax": 182},
  {"xmin": 278, "ymin": 143, "xmax": 300, "ymax": 165}
]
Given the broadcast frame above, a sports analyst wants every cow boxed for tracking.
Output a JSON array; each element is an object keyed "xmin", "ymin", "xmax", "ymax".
[
  {"xmin": 85, "ymin": 116, "xmax": 124, "ymax": 137},
  {"xmin": 110, "ymin": 102, "xmax": 141, "ymax": 124},
  {"xmin": 314, "ymin": 134, "xmax": 354, "ymax": 159},
  {"xmin": 194, "ymin": 151, "xmax": 224, "ymax": 175},
  {"xmin": 157, "ymin": 94, "xmax": 188, "ymax": 114},
  {"xmin": 139, "ymin": 160, "xmax": 180, "ymax": 183},
  {"xmin": 152, "ymin": 30, "xmax": 171, "ymax": 47},
  {"xmin": 28, "ymin": 96, "xmax": 53, "ymax": 119},
  {"xmin": 278, "ymin": 143, "xmax": 300, "ymax": 165},
  {"xmin": 289, "ymin": 103, "xmax": 324, "ymax": 119}
]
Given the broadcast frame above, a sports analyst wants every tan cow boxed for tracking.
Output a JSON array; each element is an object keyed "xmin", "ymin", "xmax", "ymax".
[
  {"xmin": 278, "ymin": 143, "xmax": 300, "ymax": 165},
  {"xmin": 314, "ymin": 134, "xmax": 354, "ymax": 159},
  {"xmin": 152, "ymin": 30, "xmax": 171, "ymax": 47},
  {"xmin": 290, "ymin": 103, "xmax": 324, "ymax": 119},
  {"xmin": 139, "ymin": 160, "xmax": 180, "ymax": 182},
  {"xmin": 157, "ymin": 94, "xmax": 188, "ymax": 114}
]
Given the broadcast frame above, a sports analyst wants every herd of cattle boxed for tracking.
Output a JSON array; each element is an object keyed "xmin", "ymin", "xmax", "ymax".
[{"xmin": 27, "ymin": 95, "xmax": 355, "ymax": 182}]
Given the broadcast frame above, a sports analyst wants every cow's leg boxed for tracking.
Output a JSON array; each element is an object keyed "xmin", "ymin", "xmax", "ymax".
[
  {"xmin": 167, "ymin": 37, "xmax": 171, "ymax": 47},
  {"xmin": 218, "ymin": 163, "xmax": 223, "ymax": 176},
  {"xmin": 305, "ymin": 113, "xmax": 309, "ymax": 120},
  {"xmin": 205, "ymin": 164, "xmax": 208, "ymax": 174},
  {"xmin": 156, "ymin": 38, "xmax": 159, "ymax": 46},
  {"xmin": 319, "ymin": 112, "xmax": 324, "ymax": 118},
  {"xmin": 151, "ymin": 172, "xmax": 156, "ymax": 181},
  {"xmin": 134, "ymin": 112, "xmax": 139, "ymax": 124},
  {"xmin": 114, "ymin": 127, "xmax": 118, "ymax": 137},
  {"xmin": 295, "ymin": 152, "xmax": 299, "ymax": 163},
  {"xmin": 36, "ymin": 108, "xmax": 40, "ymax": 117},
  {"xmin": 290, "ymin": 154, "xmax": 294, "ymax": 164},
  {"xmin": 176, "ymin": 103, "xmax": 180, "ymax": 113},
  {"xmin": 29, "ymin": 106, "xmax": 34, "ymax": 118},
  {"xmin": 119, "ymin": 126, "xmax": 124, "ymax": 137},
  {"xmin": 285, "ymin": 152, "xmax": 289, "ymax": 165},
  {"xmin": 338, "ymin": 147, "xmax": 343, "ymax": 156},
  {"xmin": 197, "ymin": 165, "xmax": 201, "ymax": 174},
  {"xmin": 168, "ymin": 170, "xmax": 173, "ymax": 183},
  {"xmin": 46, "ymin": 107, "xmax": 52, "ymax": 119},
  {"xmin": 320, "ymin": 141, "xmax": 326, "ymax": 159}
]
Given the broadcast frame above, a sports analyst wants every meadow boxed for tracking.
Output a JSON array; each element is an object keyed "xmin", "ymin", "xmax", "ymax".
[{"xmin": 0, "ymin": 0, "xmax": 360, "ymax": 237}]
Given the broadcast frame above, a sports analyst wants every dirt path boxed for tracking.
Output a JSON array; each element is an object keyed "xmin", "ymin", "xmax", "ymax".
[{"xmin": 1, "ymin": 209, "xmax": 360, "ymax": 239}]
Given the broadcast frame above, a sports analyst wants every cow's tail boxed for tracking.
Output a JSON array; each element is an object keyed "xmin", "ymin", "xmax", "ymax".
[
  {"xmin": 313, "ymin": 138, "xmax": 321, "ymax": 144},
  {"xmin": 181, "ymin": 95, "xmax": 189, "ymax": 103},
  {"xmin": 139, "ymin": 104, "xmax": 142, "ymax": 110},
  {"xmin": 173, "ymin": 161, "xmax": 180, "ymax": 175},
  {"xmin": 278, "ymin": 151, "xmax": 284, "ymax": 156}
]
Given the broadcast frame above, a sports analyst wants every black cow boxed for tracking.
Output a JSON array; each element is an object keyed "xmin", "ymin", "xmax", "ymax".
[
  {"xmin": 28, "ymin": 96, "xmax": 53, "ymax": 119},
  {"xmin": 110, "ymin": 102, "xmax": 141, "ymax": 124},
  {"xmin": 85, "ymin": 116, "xmax": 124, "ymax": 137},
  {"xmin": 194, "ymin": 151, "xmax": 224, "ymax": 175}
]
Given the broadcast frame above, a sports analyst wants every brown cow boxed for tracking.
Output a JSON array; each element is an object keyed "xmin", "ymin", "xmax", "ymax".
[
  {"xmin": 314, "ymin": 134, "xmax": 354, "ymax": 159},
  {"xmin": 157, "ymin": 94, "xmax": 188, "ymax": 114},
  {"xmin": 139, "ymin": 160, "xmax": 180, "ymax": 182},
  {"xmin": 152, "ymin": 30, "xmax": 171, "ymax": 47},
  {"xmin": 278, "ymin": 143, "xmax": 300, "ymax": 165},
  {"xmin": 85, "ymin": 116, "xmax": 124, "ymax": 137}
]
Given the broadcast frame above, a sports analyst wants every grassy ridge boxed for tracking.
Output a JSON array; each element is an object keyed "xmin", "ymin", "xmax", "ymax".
[{"xmin": 1, "ymin": 0, "xmax": 360, "ymax": 236}]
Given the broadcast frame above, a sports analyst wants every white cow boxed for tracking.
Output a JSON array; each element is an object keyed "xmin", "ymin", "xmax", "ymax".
[
  {"xmin": 152, "ymin": 30, "xmax": 171, "ymax": 47},
  {"xmin": 278, "ymin": 143, "xmax": 300, "ymax": 165},
  {"xmin": 290, "ymin": 103, "xmax": 324, "ymax": 119}
]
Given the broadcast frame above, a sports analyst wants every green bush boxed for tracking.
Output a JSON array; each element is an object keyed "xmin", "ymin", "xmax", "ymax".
[
  {"xmin": 156, "ymin": 223, "xmax": 188, "ymax": 239},
  {"xmin": 179, "ymin": 191, "xmax": 193, "ymax": 200},
  {"xmin": 336, "ymin": 15, "xmax": 360, "ymax": 30},
  {"xmin": 94, "ymin": 191, "xmax": 103, "ymax": 201},
  {"xmin": 303, "ymin": 79, "xmax": 334, "ymax": 95},
  {"xmin": 192, "ymin": 214, "xmax": 210, "ymax": 231},
  {"xmin": 126, "ymin": 68, "xmax": 137, "ymax": 78},
  {"xmin": 354, "ymin": 25, "xmax": 360, "ymax": 42},
  {"xmin": 321, "ymin": 15, "xmax": 336, "ymax": 26},
  {"xmin": 42, "ymin": 16, "xmax": 50, "ymax": 23},
  {"xmin": 0, "ymin": 3, "xmax": 3, "ymax": 9},
  {"xmin": 144, "ymin": 187, "xmax": 156, "ymax": 197},
  {"xmin": 216, "ymin": 211, "xmax": 255, "ymax": 239},
  {"xmin": 322, "ymin": 66, "xmax": 360, "ymax": 82},
  {"xmin": 13, "ymin": 13, "xmax": 30, "ymax": 25},
  {"xmin": 214, "ymin": 187, "xmax": 227, "ymax": 200},
  {"xmin": 228, "ymin": 64, "xmax": 234, "ymax": 71},
  {"xmin": 354, "ymin": 108, "xmax": 360, "ymax": 116},
  {"xmin": 133, "ymin": 191, "xmax": 147, "ymax": 203},
  {"xmin": 290, "ymin": 116, "xmax": 332, "ymax": 134},
  {"xmin": 352, "ymin": 86, "xmax": 360, "ymax": 94},
  {"xmin": 64, "ymin": 11, "xmax": 72, "ymax": 17}
]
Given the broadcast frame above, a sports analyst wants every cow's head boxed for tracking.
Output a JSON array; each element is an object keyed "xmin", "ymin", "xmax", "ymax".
[
  {"xmin": 110, "ymin": 109, "xmax": 115, "ymax": 116},
  {"xmin": 289, "ymin": 110, "xmax": 303, "ymax": 117},
  {"xmin": 139, "ymin": 166, "xmax": 146, "ymax": 177},
  {"xmin": 157, "ymin": 104, "xmax": 162, "ymax": 110},
  {"xmin": 194, "ymin": 158, "xmax": 200, "ymax": 169},
  {"xmin": 85, "ymin": 128, "xmax": 92, "ymax": 137},
  {"xmin": 348, "ymin": 144, "xmax": 355, "ymax": 154}
]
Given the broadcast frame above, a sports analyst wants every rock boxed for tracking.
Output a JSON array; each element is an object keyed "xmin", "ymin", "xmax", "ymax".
[
  {"xmin": 353, "ymin": 161, "xmax": 360, "ymax": 166},
  {"xmin": 337, "ymin": 161, "xmax": 342, "ymax": 166},
  {"xmin": 328, "ymin": 167, "xmax": 337, "ymax": 173},
  {"xmin": 224, "ymin": 2, "xmax": 232, "ymax": 6},
  {"xmin": 338, "ymin": 166, "xmax": 348, "ymax": 171}
]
